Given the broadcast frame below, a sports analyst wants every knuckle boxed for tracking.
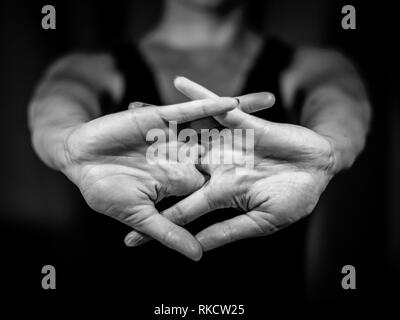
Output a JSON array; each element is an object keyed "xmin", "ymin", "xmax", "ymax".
[
  {"xmin": 324, "ymin": 140, "xmax": 337, "ymax": 174},
  {"xmin": 203, "ymin": 188, "xmax": 216, "ymax": 210},
  {"xmin": 249, "ymin": 213, "xmax": 279, "ymax": 235},
  {"xmin": 220, "ymin": 223, "xmax": 234, "ymax": 243},
  {"xmin": 169, "ymin": 206, "xmax": 188, "ymax": 226},
  {"xmin": 80, "ymin": 178, "xmax": 112, "ymax": 213},
  {"xmin": 162, "ymin": 225, "xmax": 177, "ymax": 244},
  {"xmin": 257, "ymin": 220, "xmax": 278, "ymax": 235},
  {"xmin": 65, "ymin": 124, "xmax": 105, "ymax": 163},
  {"xmin": 156, "ymin": 107, "xmax": 171, "ymax": 124},
  {"xmin": 316, "ymin": 137, "xmax": 337, "ymax": 174},
  {"xmin": 64, "ymin": 125, "xmax": 86, "ymax": 163},
  {"xmin": 200, "ymin": 100, "xmax": 208, "ymax": 115},
  {"xmin": 124, "ymin": 207, "xmax": 153, "ymax": 228}
]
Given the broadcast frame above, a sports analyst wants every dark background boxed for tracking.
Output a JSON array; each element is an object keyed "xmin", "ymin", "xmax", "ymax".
[{"xmin": 0, "ymin": 0, "xmax": 398, "ymax": 302}]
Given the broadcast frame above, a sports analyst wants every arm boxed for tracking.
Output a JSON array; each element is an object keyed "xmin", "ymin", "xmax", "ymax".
[
  {"xmin": 281, "ymin": 47, "xmax": 371, "ymax": 173},
  {"xmin": 123, "ymin": 72, "xmax": 372, "ymax": 251},
  {"xmin": 28, "ymin": 57, "xmax": 247, "ymax": 259},
  {"xmin": 124, "ymin": 50, "xmax": 371, "ymax": 251},
  {"xmin": 28, "ymin": 53, "xmax": 124, "ymax": 171}
]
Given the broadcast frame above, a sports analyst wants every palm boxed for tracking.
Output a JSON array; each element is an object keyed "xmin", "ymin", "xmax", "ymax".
[
  {"xmin": 62, "ymin": 97, "xmax": 238, "ymax": 260},
  {"xmin": 67, "ymin": 108, "xmax": 203, "ymax": 213},
  {"xmin": 79, "ymin": 154, "xmax": 203, "ymax": 223},
  {"xmin": 124, "ymin": 77, "xmax": 335, "ymax": 253},
  {"xmin": 197, "ymin": 124, "xmax": 332, "ymax": 231}
]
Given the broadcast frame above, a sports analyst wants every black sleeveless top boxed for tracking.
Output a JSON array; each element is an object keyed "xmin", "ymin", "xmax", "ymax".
[{"xmin": 89, "ymin": 37, "xmax": 308, "ymax": 301}]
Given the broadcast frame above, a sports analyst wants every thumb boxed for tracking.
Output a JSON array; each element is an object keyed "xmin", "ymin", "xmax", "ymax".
[{"xmin": 124, "ymin": 185, "xmax": 219, "ymax": 246}]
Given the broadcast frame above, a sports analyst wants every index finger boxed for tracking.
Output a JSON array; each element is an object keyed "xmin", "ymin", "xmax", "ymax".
[
  {"xmin": 123, "ymin": 205, "xmax": 203, "ymax": 261},
  {"xmin": 174, "ymin": 76, "xmax": 275, "ymax": 114},
  {"xmin": 123, "ymin": 186, "xmax": 214, "ymax": 247},
  {"xmin": 195, "ymin": 211, "xmax": 277, "ymax": 251},
  {"xmin": 158, "ymin": 97, "xmax": 239, "ymax": 124}
]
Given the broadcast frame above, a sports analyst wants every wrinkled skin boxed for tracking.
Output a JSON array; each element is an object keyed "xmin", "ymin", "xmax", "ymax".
[
  {"xmin": 126, "ymin": 77, "xmax": 336, "ymax": 252},
  {"xmin": 61, "ymin": 97, "xmax": 239, "ymax": 260}
]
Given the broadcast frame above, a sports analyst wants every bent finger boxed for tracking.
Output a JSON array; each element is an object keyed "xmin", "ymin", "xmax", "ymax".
[
  {"xmin": 124, "ymin": 205, "xmax": 202, "ymax": 261},
  {"xmin": 128, "ymin": 101, "xmax": 154, "ymax": 110},
  {"xmin": 195, "ymin": 211, "xmax": 277, "ymax": 251},
  {"xmin": 125, "ymin": 187, "xmax": 215, "ymax": 246}
]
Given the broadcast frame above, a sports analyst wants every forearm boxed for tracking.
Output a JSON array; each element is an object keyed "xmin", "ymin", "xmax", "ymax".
[
  {"xmin": 300, "ymin": 84, "xmax": 371, "ymax": 173},
  {"xmin": 28, "ymin": 53, "xmax": 122, "ymax": 171},
  {"xmin": 282, "ymin": 48, "xmax": 372, "ymax": 173},
  {"xmin": 29, "ymin": 93, "xmax": 96, "ymax": 171}
]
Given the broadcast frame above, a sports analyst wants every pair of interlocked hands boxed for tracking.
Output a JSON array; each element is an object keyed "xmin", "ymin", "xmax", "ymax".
[{"xmin": 61, "ymin": 77, "xmax": 335, "ymax": 260}]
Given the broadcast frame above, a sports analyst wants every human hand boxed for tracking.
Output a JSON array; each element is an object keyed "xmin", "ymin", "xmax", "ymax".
[
  {"xmin": 60, "ymin": 97, "xmax": 239, "ymax": 260},
  {"xmin": 126, "ymin": 77, "xmax": 336, "ymax": 252}
]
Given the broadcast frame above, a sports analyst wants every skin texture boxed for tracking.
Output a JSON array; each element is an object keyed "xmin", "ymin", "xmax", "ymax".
[
  {"xmin": 29, "ymin": 49, "xmax": 369, "ymax": 260},
  {"xmin": 28, "ymin": 54, "xmax": 275, "ymax": 260},
  {"xmin": 125, "ymin": 77, "xmax": 336, "ymax": 251},
  {"xmin": 60, "ymin": 97, "xmax": 242, "ymax": 260},
  {"xmin": 29, "ymin": 0, "xmax": 370, "ymax": 261}
]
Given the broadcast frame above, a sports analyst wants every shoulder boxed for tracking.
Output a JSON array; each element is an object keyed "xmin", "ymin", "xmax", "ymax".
[
  {"xmin": 46, "ymin": 52, "xmax": 125, "ymax": 102},
  {"xmin": 289, "ymin": 47, "xmax": 355, "ymax": 75},
  {"xmin": 48, "ymin": 52, "xmax": 116, "ymax": 75},
  {"xmin": 280, "ymin": 46, "xmax": 357, "ymax": 106}
]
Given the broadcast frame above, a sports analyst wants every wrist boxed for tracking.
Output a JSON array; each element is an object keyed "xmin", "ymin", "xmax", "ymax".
[
  {"xmin": 31, "ymin": 124, "xmax": 77, "ymax": 172},
  {"xmin": 318, "ymin": 132, "xmax": 362, "ymax": 175}
]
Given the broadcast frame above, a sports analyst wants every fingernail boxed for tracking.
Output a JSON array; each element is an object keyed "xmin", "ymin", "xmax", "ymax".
[
  {"xmin": 174, "ymin": 75, "xmax": 184, "ymax": 82},
  {"xmin": 135, "ymin": 101, "xmax": 152, "ymax": 107},
  {"xmin": 192, "ymin": 255, "xmax": 202, "ymax": 262},
  {"xmin": 189, "ymin": 242, "xmax": 203, "ymax": 262},
  {"xmin": 267, "ymin": 93, "xmax": 276, "ymax": 101},
  {"xmin": 124, "ymin": 235, "xmax": 137, "ymax": 247},
  {"xmin": 191, "ymin": 251, "xmax": 202, "ymax": 262}
]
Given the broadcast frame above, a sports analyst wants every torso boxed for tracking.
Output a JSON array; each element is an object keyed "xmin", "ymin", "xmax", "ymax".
[{"xmin": 139, "ymin": 30, "xmax": 263, "ymax": 105}]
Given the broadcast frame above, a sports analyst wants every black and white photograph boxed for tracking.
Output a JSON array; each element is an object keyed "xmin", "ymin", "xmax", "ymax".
[{"xmin": 0, "ymin": 0, "xmax": 399, "ymax": 312}]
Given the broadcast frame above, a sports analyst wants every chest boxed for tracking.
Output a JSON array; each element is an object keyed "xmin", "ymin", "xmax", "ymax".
[{"xmin": 140, "ymin": 43, "xmax": 261, "ymax": 105}]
